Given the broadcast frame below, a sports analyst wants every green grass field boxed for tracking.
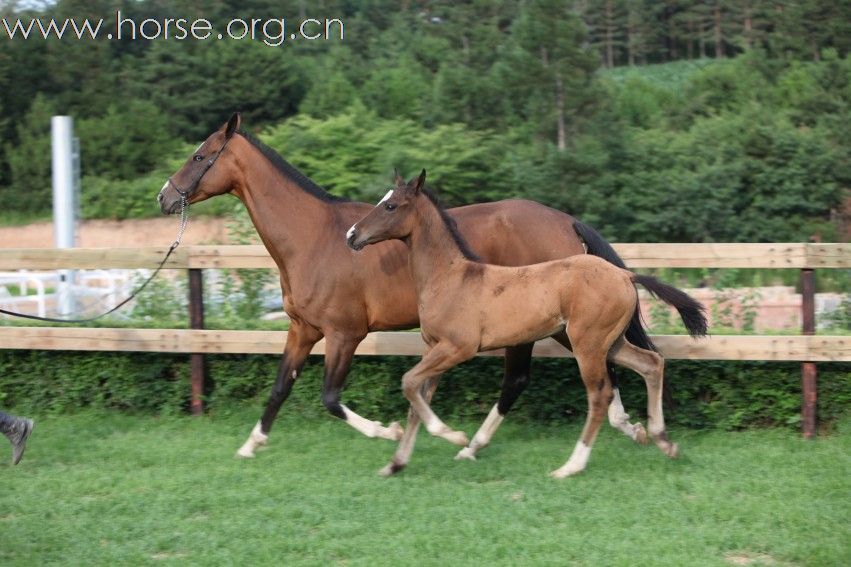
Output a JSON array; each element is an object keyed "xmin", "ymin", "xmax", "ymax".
[{"xmin": 2, "ymin": 409, "xmax": 849, "ymax": 566}]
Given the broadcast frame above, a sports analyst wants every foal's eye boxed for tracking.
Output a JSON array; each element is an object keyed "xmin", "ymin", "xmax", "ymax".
[
  {"xmin": 384, "ymin": 202, "xmax": 397, "ymax": 211},
  {"xmin": 193, "ymin": 154, "xmax": 203, "ymax": 162}
]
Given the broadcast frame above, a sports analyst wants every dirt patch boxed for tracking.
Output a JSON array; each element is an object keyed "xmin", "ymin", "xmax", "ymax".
[{"xmin": 0, "ymin": 217, "xmax": 231, "ymax": 248}]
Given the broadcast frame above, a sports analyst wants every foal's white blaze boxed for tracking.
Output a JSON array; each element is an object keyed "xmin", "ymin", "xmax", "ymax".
[
  {"xmin": 160, "ymin": 180, "xmax": 169, "ymax": 193},
  {"xmin": 235, "ymin": 421, "xmax": 268, "ymax": 458},
  {"xmin": 551, "ymin": 441, "xmax": 592, "ymax": 478},
  {"xmin": 378, "ymin": 190, "xmax": 393, "ymax": 204},
  {"xmin": 346, "ymin": 225, "xmax": 356, "ymax": 240}
]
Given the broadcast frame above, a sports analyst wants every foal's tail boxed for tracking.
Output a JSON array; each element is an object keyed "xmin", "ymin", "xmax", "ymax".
[
  {"xmin": 572, "ymin": 221, "xmax": 658, "ymax": 353},
  {"xmin": 631, "ymin": 275, "xmax": 708, "ymax": 339}
]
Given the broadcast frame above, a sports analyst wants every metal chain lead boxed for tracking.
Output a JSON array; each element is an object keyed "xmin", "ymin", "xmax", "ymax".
[
  {"xmin": 0, "ymin": 198, "xmax": 190, "ymax": 323},
  {"xmin": 171, "ymin": 195, "xmax": 189, "ymax": 250}
]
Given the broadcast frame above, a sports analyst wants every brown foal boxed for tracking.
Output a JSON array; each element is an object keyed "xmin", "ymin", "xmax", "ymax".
[{"xmin": 348, "ymin": 171, "xmax": 707, "ymax": 477}]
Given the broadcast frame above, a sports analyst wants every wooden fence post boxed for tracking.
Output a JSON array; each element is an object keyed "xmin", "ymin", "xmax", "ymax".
[
  {"xmin": 188, "ymin": 268, "xmax": 206, "ymax": 416},
  {"xmin": 800, "ymin": 268, "xmax": 817, "ymax": 439}
]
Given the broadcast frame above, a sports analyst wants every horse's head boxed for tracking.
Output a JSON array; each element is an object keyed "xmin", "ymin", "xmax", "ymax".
[
  {"xmin": 157, "ymin": 113, "xmax": 241, "ymax": 215},
  {"xmin": 346, "ymin": 169, "xmax": 427, "ymax": 251}
]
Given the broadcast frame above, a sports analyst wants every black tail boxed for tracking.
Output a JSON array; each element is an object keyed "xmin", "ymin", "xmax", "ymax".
[
  {"xmin": 572, "ymin": 221, "xmax": 658, "ymax": 353},
  {"xmin": 632, "ymin": 275, "xmax": 708, "ymax": 338}
]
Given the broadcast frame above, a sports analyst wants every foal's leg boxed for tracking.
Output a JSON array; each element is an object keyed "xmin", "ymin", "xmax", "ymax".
[
  {"xmin": 456, "ymin": 343, "xmax": 533, "ymax": 461},
  {"xmin": 378, "ymin": 376, "xmax": 440, "ymax": 477},
  {"xmin": 551, "ymin": 331, "xmax": 647, "ymax": 444},
  {"xmin": 551, "ymin": 351, "xmax": 614, "ymax": 478},
  {"xmin": 237, "ymin": 322, "xmax": 321, "ymax": 457},
  {"xmin": 403, "ymin": 343, "xmax": 475, "ymax": 447},
  {"xmin": 608, "ymin": 340, "xmax": 678, "ymax": 457},
  {"xmin": 321, "ymin": 333, "xmax": 403, "ymax": 441}
]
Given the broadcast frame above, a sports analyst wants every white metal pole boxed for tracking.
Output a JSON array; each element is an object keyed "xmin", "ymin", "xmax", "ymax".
[{"xmin": 52, "ymin": 116, "xmax": 76, "ymax": 315}]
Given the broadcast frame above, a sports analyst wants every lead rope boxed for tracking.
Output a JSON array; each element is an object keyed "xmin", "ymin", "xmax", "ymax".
[{"xmin": 0, "ymin": 198, "xmax": 189, "ymax": 324}]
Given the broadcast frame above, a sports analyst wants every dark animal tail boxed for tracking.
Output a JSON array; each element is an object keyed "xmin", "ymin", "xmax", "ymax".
[
  {"xmin": 572, "ymin": 221, "xmax": 658, "ymax": 353},
  {"xmin": 632, "ymin": 275, "xmax": 708, "ymax": 338}
]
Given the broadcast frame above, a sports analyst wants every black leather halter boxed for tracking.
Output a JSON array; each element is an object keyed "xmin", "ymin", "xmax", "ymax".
[{"xmin": 166, "ymin": 135, "xmax": 232, "ymax": 198}]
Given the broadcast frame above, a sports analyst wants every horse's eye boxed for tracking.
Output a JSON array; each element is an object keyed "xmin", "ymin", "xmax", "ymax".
[
  {"xmin": 193, "ymin": 154, "xmax": 203, "ymax": 162},
  {"xmin": 384, "ymin": 202, "xmax": 397, "ymax": 211}
]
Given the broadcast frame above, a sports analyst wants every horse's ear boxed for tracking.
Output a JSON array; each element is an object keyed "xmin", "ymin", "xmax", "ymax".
[
  {"xmin": 224, "ymin": 112, "xmax": 241, "ymax": 139},
  {"xmin": 393, "ymin": 168, "xmax": 404, "ymax": 186},
  {"xmin": 412, "ymin": 169, "xmax": 426, "ymax": 194}
]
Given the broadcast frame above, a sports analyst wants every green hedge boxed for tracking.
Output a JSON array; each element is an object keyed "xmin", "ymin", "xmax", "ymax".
[{"xmin": 1, "ymin": 350, "xmax": 848, "ymax": 431}]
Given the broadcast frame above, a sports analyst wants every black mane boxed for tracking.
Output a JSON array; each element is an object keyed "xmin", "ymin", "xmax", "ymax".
[
  {"xmin": 237, "ymin": 129, "xmax": 349, "ymax": 203},
  {"xmin": 421, "ymin": 188, "xmax": 481, "ymax": 262}
]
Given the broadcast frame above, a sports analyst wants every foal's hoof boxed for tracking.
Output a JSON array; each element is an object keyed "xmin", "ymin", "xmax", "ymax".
[
  {"xmin": 443, "ymin": 430, "xmax": 470, "ymax": 447},
  {"xmin": 549, "ymin": 466, "xmax": 583, "ymax": 479},
  {"xmin": 634, "ymin": 423, "xmax": 648, "ymax": 445},
  {"xmin": 454, "ymin": 447, "xmax": 477, "ymax": 461},
  {"xmin": 665, "ymin": 442, "xmax": 680, "ymax": 459},
  {"xmin": 378, "ymin": 461, "xmax": 405, "ymax": 478},
  {"xmin": 387, "ymin": 421, "xmax": 404, "ymax": 441},
  {"xmin": 235, "ymin": 448, "xmax": 256, "ymax": 459}
]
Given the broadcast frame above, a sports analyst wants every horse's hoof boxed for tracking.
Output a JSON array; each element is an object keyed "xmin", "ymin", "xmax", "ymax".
[
  {"xmin": 666, "ymin": 442, "xmax": 680, "ymax": 459},
  {"xmin": 454, "ymin": 447, "xmax": 477, "ymax": 461},
  {"xmin": 550, "ymin": 466, "xmax": 583, "ymax": 479},
  {"xmin": 378, "ymin": 461, "xmax": 404, "ymax": 477},
  {"xmin": 387, "ymin": 421, "xmax": 404, "ymax": 441},
  {"xmin": 634, "ymin": 423, "xmax": 648, "ymax": 445},
  {"xmin": 235, "ymin": 448, "xmax": 256, "ymax": 459},
  {"xmin": 444, "ymin": 430, "xmax": 470, "ymax": 447}
]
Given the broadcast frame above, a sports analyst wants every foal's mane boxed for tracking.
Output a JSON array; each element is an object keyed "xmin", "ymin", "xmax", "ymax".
[
  {"xmin": 421, "ymin": 188, "xmax": 481, "ymax": 262},
  {"xmin": 237, "ymin": 129, "xmax": 349, "ymax": 203}
]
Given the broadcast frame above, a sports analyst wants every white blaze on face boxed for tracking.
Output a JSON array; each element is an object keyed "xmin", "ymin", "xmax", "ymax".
[
  {"xmin": 194, "ymin": 141, "xmax": 204, "ymax": 154},
  {"xmin": 160, "ymin": 180, "xmax": 169, "ymax": 193},
  {"xmin": 346, "ymin": 225, "xmax": 356, "ymax": 242},
  {"xmin": 378, "ymin": 190, "xmax": 394, "ymax": 204}
]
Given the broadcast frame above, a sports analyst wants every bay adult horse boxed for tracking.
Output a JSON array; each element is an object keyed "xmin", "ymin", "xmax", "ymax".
[
  {"xmin": 158, "ymin": 113, "xmax": 655, "ymax": 461},
  {"xmin": 347, "ymin": 171, "xmax": 707, "ymax": 476}
]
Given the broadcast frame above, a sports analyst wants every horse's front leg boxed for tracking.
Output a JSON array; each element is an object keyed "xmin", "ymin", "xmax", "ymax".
[
  {"xmin": 402, "ymin": 343, "xmax": 474, "ymax": 447},
  {"xmin": 236, "ymin": 321, "xmax": 321, "ymax": 458},
  {"xmin": 321, "ymin": 333, "xmax": 403, "ymax": 441},
  {"xmin": 378, "ymin": 376, "xmax": 440, "ymax": 477}
]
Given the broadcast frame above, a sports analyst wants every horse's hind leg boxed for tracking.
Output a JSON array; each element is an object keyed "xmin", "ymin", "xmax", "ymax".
[
  {"xmin": 551, "ymin": 331, "xmax": 646, "ymax": 445},
  {"xmin": 379, "ymin": 376, "xmax": 440, "ymax": 477},
  {"xmin": 608, "ymin": 340, "xmax": 678, "ymax": 458},
  {"xmin": 456, "ymin": 342, "xmax": 533, "ymax": 461},
  {"xmin": 551, "ymin": 350, "xmax": 613, "ymax": 478}
]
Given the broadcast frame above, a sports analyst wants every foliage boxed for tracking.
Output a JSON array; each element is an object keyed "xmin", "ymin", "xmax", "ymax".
[
  {"xmin": 1, "ymin": 349, "xmax": 848, "ymax": 433},
  {"xmin": 0, "ymin": 1, "xmax": 846, "ymax": 246},
  {"xmin": 3, "ymin": 94, "xmax": 54, "ymax": 213}
]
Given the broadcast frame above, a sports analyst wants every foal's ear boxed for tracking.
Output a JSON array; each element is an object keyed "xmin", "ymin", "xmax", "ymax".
[
  {"xmin": 411, "ymin": 169, "xmax": 427, "ymax": 194},
  {"xmin": 393, "ymin": 168, "xmax": 404, "ymax": 186},
  {"xmin": 224, "ymin": 112, "xmax": 241, "ymax": 139}
]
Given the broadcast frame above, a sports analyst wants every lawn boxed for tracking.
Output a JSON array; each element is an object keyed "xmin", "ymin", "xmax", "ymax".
[{"xmin": 2, "ymin": 409, "xmax": 849, "ymax": 566}]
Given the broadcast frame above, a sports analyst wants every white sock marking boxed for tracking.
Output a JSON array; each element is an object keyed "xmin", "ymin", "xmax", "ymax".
[
  {"xmin": 551, "ymin": 441, "xmax": 592, "ymax": 478},
  {"xmin": 236, "ymin": 421, "xmax": 268, "ymax": 458}
]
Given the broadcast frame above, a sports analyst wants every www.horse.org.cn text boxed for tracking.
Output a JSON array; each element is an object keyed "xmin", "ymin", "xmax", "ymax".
[{"xmin": 1, "ymin": 11, "xmax": 345, "ymax": 47}]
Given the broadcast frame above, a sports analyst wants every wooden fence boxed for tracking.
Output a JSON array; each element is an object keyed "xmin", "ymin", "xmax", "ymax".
[{"xmin": 0, "ymin": 243, "xmax": 848, "ymax": 437}]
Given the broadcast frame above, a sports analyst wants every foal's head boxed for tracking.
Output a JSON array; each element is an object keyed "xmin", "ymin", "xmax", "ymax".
[
  {"xmin": 157, "ymin": 113, "xmax": 241, "ymax": 215},
  {"xmin": 346, "ymin": 169, "xmax": 427, "ymax": 251}
]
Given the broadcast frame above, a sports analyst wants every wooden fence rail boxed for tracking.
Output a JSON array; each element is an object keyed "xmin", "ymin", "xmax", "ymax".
[
  {"xmin": 0, "ymin": 243, "xmax": 847, "ymax": 270},
  {"xmin": 1, "ymin": 244, "xmax": 849, "ymax": 437}
]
